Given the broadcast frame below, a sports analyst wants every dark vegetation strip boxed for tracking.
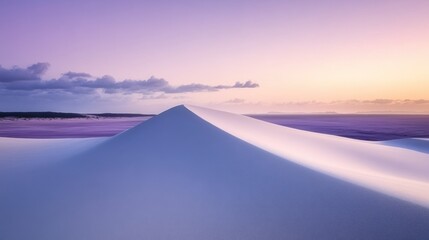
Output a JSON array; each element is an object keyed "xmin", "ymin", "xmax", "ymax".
[{"xmin": 0, "ymin": 112, "xmax": 155, "ymax": 119}]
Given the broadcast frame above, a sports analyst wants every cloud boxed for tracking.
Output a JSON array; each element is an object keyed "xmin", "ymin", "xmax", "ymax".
[
  {"xmin": 363, "ymin": 99, "xmax": 394, "ymax": 104},
  {"xmin": 269, "ymin": 99, "xmax": 429, "ymax": 114},
  {"xmin": 232, "ymin": 80, "xmax": 259, "ymax": 88},
  {"xmin": 0, "ymin": 63, "xmax": 259, "ymax": 95},
  {"xmin": 0, "ymin": 63, "xmax": 49, "ymax": 82},
  {"xmin": 164, "ymin": 83, "xmax": 216, "ymax": 93},
  {"xmin": 212, "ymin": 80, "xmax": 259, "ymax": 90},
  {"xmin": 225, "ymin": 98, "xmax": 245, "ymax": 104},
  {"xmin": 62, "ymin": 71, "xmax": 93, "ymax": 79},
  {"xmin": 405, "ymin": 99, "xmax": 429, "ymax": 104}
]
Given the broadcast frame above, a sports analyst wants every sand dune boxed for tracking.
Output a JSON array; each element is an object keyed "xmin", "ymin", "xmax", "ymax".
[
  {"xmin": 381, "ymin": 138, "xmax": 429, "ymax": 154},
  {"xmin": 0, "ymin": 105, "xmax": 428, "ymax": 239},
  {"xmin": 188, "ymin": 105, "xmax": 429, "ymax": 208}
]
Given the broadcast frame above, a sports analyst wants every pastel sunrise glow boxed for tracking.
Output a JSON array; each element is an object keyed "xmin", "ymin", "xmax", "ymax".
[{"xmin": 1, "ymin": 0, "xmax": 428, "ymax": 113}]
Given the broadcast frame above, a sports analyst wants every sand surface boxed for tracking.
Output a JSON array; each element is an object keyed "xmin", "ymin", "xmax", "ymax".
[{"xmin": 0, "ymin": 105, "xmax": 428, "ymax": 239}]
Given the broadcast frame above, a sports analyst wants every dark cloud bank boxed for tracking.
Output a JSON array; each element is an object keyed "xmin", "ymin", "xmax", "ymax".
[{"xmin": 0, "ymin": 63, "xmax": 259, "ymax": 95}]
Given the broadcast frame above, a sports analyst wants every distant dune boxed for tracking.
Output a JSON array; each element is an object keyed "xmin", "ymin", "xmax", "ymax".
[{"xmin": 0, "ymin": 105, "xmax": 428, "ymax": 239}]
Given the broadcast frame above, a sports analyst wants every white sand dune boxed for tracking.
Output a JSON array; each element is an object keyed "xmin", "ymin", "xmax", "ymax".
[
  {"xmin": 188, "ymin": 105, "xmax": 429, "ymax": 208},
  {"xmin": 381, "ymin": 138, "xmax": 429, "ymax": 154},
  {"xmin": 0, "ymin": 105, "xmax": 428, "ymax": 240}
]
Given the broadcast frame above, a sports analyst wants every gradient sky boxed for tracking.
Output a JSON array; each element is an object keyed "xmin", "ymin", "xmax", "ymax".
[{"xmin": 1, "ymin": 0, "xmax": 428, "ymax": 113}]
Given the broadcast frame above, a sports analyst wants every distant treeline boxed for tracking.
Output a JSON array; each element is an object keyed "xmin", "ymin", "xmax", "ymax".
[
  {"xmin": 0, "ymin": 112, "xmax": 154, "ymax": 119},
  {"xmin": 92, "ymin": 113, "xmax": 153, "ymax": 118}
]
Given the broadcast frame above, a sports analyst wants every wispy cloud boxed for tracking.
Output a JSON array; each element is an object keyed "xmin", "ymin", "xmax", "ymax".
[
  {"xmin": 224, "ymin": 98, "xmax": 246, "ymax": 104},
  {"xmin": 208, "ymin": 99, "xmax": 429, "ymax": 114},
  {"xmin": 270, "ymin": 99, "xmax": 429, "ymax": 113},
  {"xmin": 62, "ymin": 71, "xmax": 93, "ymax": 79}
]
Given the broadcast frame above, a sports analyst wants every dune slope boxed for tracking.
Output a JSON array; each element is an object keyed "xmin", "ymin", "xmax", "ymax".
[
  {"xmin": 381, "ymin": 138, "xmax": 429, "ymax": 154},
  {"xmin": 188, "ymin": 105, "xmax": 429, "ymax": 208},
  {"xmin": 0, "ymin": 105, "xmax": 428, "ymax": 240}
]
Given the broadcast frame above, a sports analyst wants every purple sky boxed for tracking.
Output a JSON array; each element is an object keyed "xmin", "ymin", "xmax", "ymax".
[{"xmin": 1, "ymin": 0, "xmax": 428, "ymax": 113}]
